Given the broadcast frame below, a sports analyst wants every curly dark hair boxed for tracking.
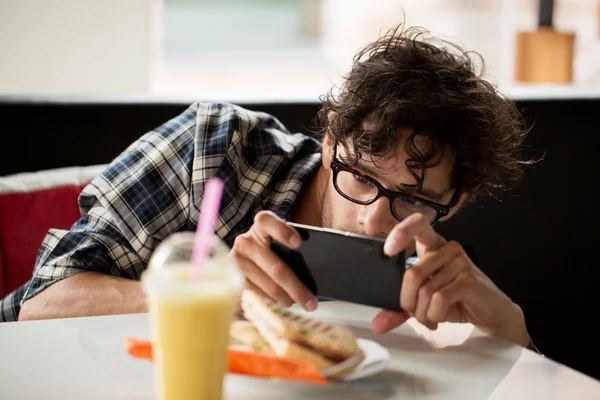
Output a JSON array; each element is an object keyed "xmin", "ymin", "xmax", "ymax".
[{"xmin": 318, "ymin": 24, "xmax": 536, "ymax": 200}]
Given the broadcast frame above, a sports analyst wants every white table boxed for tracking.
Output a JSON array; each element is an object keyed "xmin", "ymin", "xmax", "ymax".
[{"xmin": 1, "ymin": 301, "xmax": 598, "ymax": 399}]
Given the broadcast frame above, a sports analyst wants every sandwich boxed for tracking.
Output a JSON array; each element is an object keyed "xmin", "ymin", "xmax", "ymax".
[
  {"xmin": 232, "ymin": 289, "xmax": 365, "ymax": 378},
  {"xmin": 229, "ymin": 320, "xmax": 274, "ymax": 355}
]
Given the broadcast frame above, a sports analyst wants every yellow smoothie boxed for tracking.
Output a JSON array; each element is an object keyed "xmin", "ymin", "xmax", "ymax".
[{"xmin": 143, "ymin": 257, "xmax": 243, "ymax": 400}]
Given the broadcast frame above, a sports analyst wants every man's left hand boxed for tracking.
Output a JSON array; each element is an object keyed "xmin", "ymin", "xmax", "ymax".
[{"xmin": 372, "ymin": 213, "xmax": 530, "ymax": 347}]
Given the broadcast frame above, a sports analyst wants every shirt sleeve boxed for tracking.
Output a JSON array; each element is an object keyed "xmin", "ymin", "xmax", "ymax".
[
  {"xmin": 0, "ymin": 283, "xmax": 28, "ymax": 321},
  {"xmin": 20, "ymin": 102, "xmax": 202, "ymax": 305},
  {"xmin": 18, "ymin": 101, "xmax": 319, "ymax": 309}
]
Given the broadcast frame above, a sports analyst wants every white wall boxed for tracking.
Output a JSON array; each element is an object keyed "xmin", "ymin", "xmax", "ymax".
[
  {"xmin": 0, "ymin": 0, "xmax": 598, "ymax": 101},
  {"xmin": 0, "ymin": 0, "xmax": 155, "ymax": 96}
]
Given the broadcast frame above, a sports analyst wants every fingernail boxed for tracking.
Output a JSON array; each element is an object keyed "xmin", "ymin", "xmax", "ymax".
[
  {"xmin": 290, "ymin": 234, "xmax": 302, "ymax": 248},
  {"xmin": 305, "ymin": 298, "xmax": 317, "ymax": 311}
]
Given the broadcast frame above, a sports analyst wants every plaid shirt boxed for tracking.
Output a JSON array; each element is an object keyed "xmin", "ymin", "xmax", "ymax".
[{"xmin": 0, "ymin": 102, "xmax": 322, "ymax": 322}]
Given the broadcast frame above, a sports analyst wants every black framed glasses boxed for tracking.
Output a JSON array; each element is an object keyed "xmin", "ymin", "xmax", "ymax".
[{"xmin": 330, "ymin": 143, "xmax": 461, "ymax": 224}]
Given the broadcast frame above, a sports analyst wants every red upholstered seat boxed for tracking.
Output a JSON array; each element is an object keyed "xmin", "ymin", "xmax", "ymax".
[{"xmin": 0, "ymin": 165, "xmax": 106, "ymax": 298}]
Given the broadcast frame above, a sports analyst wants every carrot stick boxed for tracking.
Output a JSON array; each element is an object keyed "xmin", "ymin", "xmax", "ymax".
[
  {"xmin": 126, "ymin": 337, "xmax": 153, "ymax": 361},
  {"xmin": 228, "ymin": 348, "xmax": 328, "ymax": 385},
  {"xmin": 125, "ymin": 337, "xmax": 328, "ymax": 385}
]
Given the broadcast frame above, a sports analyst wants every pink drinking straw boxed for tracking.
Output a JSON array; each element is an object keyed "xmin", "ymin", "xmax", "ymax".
[{"xmin": 190, "ymin": 177, "xmax": 224, "ymax": 282}]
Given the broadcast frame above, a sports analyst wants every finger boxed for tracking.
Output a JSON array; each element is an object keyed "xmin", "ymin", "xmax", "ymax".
[
  {"xmin": 426, "ymin": 274, "xmax": 469, "ymax": 324},
  {"xmin": 243, "ymin": 280, "xmax": 271, "ymax": 301},
  {"xmin": 401, "ymin": 241, "xmax": 463, "ymax": 313},
  {"xmin": 252, "ymin": 211, "xmax": 302, "ymax": 248},
  {"xmin": 231, "ymin": 251, "xmax": 294, "ymax": 307},
  {"xmin": 371, "ymin": 309, "xmax": 411, "ymax": 333},
  {"xmin": 232, "ymin": 232, "xmax": 316, "ymax": 311},
  {"xmin": 413, "ymin": 256, "xmax": 464, "ymax": 328},
  {"xmin": 243, "ymin": 280, "xmax": 281, "ymax": 305},
  {"xmin": 241, "ymin": 237, "xmax": 316, "ymax": 311},
  {"xmin": 384, "ymin": 213, "xmax": 445, "ymax": 256}
]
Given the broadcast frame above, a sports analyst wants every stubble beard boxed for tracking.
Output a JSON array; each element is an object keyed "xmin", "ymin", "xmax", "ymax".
[{"xmin": 320, "ymin": 183, "xmax": 359, "ymax": 234}]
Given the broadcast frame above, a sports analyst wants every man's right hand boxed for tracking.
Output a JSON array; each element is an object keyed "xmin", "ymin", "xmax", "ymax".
[{"xmin": 230, "ymin": 210, "xmax": 318, "ymax": 311}]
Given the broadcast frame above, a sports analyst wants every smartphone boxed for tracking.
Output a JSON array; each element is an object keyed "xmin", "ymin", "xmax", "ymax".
[{"xmin": 270, "ymin": 222, "xmax": 405, "ymax": 311}]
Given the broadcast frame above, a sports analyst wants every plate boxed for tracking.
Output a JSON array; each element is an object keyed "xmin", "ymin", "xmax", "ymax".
[{"xmin": 324, "ymin": 338, "xmax": 390, "ymax": 381}]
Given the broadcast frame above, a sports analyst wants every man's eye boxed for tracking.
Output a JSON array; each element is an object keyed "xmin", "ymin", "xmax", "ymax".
[
  {"xmin": 352, "ymin": 174, "xmax": 370, "ymax": 185},
  {"xmin": 399, "ymin": 196, "xmax": 424, "ymax": 207}
]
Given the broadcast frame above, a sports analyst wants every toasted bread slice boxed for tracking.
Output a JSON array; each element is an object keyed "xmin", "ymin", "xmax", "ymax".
[
  {"xmin": 240, "ymin": 289, "xmax": 365, "ymax": 377},
  {"xmin": 230, "ymin": 320, "xmax": 340, "ymax": 368},
  {"xmin": 229, "ymin": 320, "xmax": 273, "ymax": 354}
]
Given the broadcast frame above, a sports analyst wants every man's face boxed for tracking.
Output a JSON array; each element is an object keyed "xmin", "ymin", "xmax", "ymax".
[{"xmin": 320, "ymin": 133, "xmax": 459, "ymax": 238}]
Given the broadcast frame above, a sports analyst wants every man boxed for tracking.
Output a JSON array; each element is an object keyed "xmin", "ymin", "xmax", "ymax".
[{"xmin": 0, "ymin": 25, "xmax": 537, "ymax": 350}]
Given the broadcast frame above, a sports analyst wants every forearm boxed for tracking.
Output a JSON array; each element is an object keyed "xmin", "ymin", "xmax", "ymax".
[{"xmin": 18, "ymin": 272, "xmax": 146, "ymax": 321}]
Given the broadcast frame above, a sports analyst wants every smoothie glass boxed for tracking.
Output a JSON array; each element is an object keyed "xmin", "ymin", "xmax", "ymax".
[{"xmin": 142, "ymin": 232, "xmax": 243, "ymax": 400}]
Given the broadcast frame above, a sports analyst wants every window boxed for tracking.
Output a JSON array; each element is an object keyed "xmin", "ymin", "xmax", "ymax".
[{"xmin": 161, "ymin": 0, "xmax": 322, "ymax": 63}]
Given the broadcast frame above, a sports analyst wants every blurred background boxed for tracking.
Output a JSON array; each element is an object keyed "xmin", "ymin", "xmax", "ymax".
[{"xmin": 1, "ymin": 0, "xmax": 599, "ymax": 101}]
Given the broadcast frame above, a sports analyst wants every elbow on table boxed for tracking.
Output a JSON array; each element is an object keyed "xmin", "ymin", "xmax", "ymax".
[
  {"xmin": 18, "ymin": 290, "xmax": 51, "ymax": 321},
  {"xmin": 17, "ymin": 299, "xmax": 38, "ymax": 321}
]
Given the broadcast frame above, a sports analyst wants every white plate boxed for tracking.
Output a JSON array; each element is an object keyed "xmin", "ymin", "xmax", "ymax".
[{"xmin": 336, "ymin": 338, "xmax": 390, "ymax": 381}]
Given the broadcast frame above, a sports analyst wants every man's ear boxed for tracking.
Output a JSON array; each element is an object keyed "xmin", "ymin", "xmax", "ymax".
[
  {"xmin": 438, "ymin": 192, "xmax": 468, "ymax": 222},
  {"xmin": 321, "ymin": 130, "xmax": 334, "ymax": 170}
]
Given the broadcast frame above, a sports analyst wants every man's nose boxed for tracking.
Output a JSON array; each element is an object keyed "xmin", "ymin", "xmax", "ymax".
[{"xmin": 358, "ymin": 197, "xmax": 394, "ymax": 238}]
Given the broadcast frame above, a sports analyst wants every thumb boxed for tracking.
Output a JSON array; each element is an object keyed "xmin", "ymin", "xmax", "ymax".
[{"xmin": 371, "ymin": 310, "xmax": 411, "ymax": 333}]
